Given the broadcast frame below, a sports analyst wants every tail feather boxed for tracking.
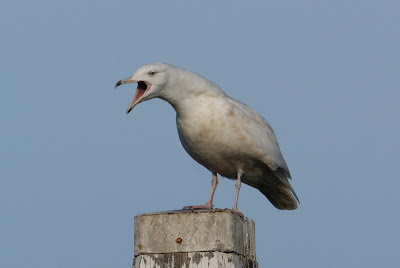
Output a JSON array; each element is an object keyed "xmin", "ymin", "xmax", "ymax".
[{"xmin": 258, "ymin": 168, "xmax": 299, "ymax": 210}]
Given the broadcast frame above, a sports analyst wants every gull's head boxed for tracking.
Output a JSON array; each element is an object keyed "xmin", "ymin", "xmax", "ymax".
[{"xmin": 115, "ymin": 63, "xmax": 172, "ymax": 114}]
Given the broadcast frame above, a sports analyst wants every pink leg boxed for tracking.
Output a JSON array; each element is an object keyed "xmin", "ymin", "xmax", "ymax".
[
  {"xmin": 230, "ymin": 171, "xmax": 244, "ymax": 217},
  {"xmin": 183, "ymin": 172, "xmax": 218, "ymax": 210}
]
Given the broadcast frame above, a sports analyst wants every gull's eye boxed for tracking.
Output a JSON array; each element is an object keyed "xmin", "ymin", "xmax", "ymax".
[{"xmin": 148, "ymin": 71, "xmax": 156, "ymax": 76}]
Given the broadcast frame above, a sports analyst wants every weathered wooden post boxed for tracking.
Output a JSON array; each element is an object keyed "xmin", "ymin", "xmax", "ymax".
[{"xmin": 132, "ymin": 209, "xmax": 258, "ymax": 267}]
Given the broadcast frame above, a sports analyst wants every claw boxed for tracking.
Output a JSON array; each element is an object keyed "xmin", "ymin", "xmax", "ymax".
[{"xmin": 230, "ymin": 208, "xmax": 244, "ymax": 218}]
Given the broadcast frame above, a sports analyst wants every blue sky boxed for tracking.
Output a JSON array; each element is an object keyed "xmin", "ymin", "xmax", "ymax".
[{"xmin": 1, "ymin": 1, "xmax": 399, "ymax": 267}]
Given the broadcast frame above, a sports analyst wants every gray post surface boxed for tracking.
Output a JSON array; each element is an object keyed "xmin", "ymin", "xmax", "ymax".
[{"xmin": 133, "ymin": 209, "xmax": 258, "ymax": 268}]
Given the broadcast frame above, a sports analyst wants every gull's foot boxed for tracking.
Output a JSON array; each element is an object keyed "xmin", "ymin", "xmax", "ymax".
[
  {"xmin": 230, "ymin": 208, "xmax": 244, "ymax": 218},
  {"xmin": 183, "ymin": 203, "xmax": 214, "ymax": 210}
]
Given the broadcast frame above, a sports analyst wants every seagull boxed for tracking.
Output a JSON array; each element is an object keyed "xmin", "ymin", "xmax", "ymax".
[{"xmin": 115, "ymin": 63, "xmax": 299, "ymax": 215}]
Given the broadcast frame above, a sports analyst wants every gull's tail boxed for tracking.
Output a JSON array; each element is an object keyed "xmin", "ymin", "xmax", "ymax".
[{"xmin": 258, "ymin": 168, "xmax": 300, "ymax": 210}]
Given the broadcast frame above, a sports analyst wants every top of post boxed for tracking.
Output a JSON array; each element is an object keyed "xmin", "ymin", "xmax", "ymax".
[{"xmin": 134, "ymin": 209, "xmax": 256, "ymax": 260}]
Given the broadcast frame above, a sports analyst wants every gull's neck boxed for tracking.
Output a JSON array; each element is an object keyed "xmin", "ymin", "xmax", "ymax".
[{"xmin": 159, "ymin": 69, "xmax": 226, "ymax": 116}]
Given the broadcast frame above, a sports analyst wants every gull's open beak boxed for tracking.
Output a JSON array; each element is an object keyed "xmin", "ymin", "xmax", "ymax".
[{"xmin": 115, "ymin": 76, "xmax": 152, "ymax": 114}]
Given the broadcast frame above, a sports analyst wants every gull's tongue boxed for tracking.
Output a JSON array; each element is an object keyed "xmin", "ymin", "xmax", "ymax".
[
  {"xmin": 126, "ymin": 88, "xmax": 144, "ymax": 114},
  {"xmin": 126, "ymin": 82, "xmax": 150, "ymax": 114},
  {"xmin": 133, "ymin": 87, "xmax": 146, "ymax": 103}
]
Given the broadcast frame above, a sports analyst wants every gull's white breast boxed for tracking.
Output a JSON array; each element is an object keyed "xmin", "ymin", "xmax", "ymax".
[{"xmin": 176, "ymin": 94, "xmax": 284, "ymax": 180}]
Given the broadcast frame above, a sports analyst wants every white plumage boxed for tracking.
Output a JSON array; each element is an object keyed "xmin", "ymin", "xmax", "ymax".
[{"xmin": 115, "ymin": 63, "xmax": 299, "ymax": 215}]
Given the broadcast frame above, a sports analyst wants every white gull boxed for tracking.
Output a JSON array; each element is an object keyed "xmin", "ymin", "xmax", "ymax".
[{"xmin": 115, "ymin": 63, "xmax": 299, "ymax": 215}]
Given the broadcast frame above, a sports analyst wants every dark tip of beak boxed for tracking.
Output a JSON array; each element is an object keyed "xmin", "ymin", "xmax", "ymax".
[{"xmin": 114, "ymin": 80, "xmax": 122, "ymax": 89}]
